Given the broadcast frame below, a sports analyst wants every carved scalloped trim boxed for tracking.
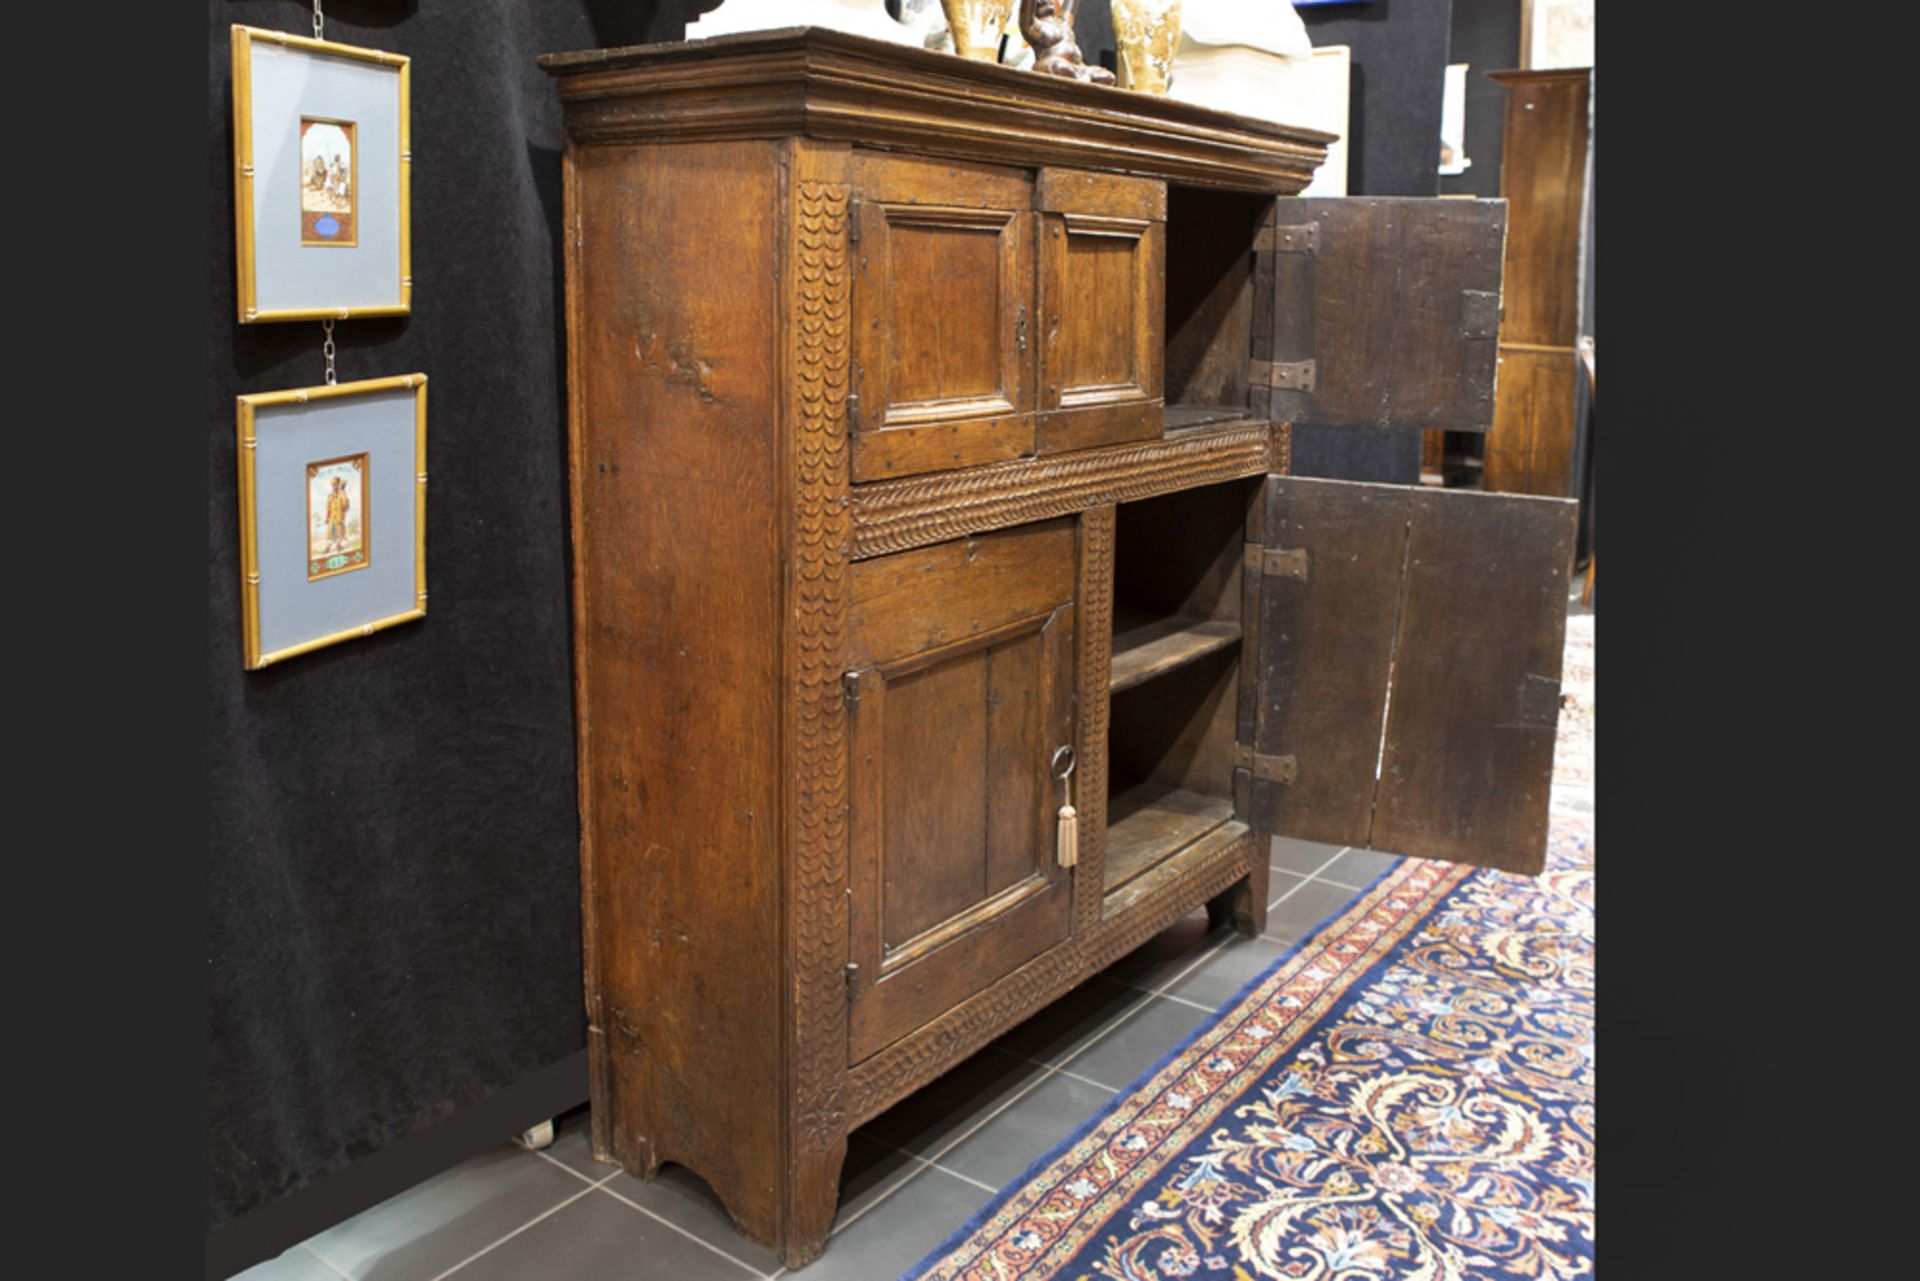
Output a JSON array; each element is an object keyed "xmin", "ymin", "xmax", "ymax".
[{"xmin": 789, "ymin": 177, "xmax": 855, "ymax": 1157}]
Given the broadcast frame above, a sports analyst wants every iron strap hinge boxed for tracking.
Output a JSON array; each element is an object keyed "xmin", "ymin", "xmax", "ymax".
[
  {"xmin": 1250, "ymin": 359, "xmax": 1317, "ymax": 394},
  {"xmin": 1234, "ymin": 744, "xmax": 1299, "ymax": 785},
  {"xmin": 1460, "ymin": 289, "xmax": 1501, "ymax": 340},
  {"xmin": 1243, "ymin": 545, "xmax": 1309, "ymax": 581},
  {"xmin": 1254, "ymin": 221, "xmax": 1319, "ymax": 255}
]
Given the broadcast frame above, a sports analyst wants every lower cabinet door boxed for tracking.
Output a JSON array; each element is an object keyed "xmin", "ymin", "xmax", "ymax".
[{"xmin": 844, "ymin": 519, "xmax": 1078, "ymax": 1063}]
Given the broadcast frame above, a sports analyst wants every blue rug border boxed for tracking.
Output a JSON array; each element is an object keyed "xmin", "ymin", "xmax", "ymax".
[{"xmin": 894, "ymin": 856, "xmax": 1418, "ymax": 1281}]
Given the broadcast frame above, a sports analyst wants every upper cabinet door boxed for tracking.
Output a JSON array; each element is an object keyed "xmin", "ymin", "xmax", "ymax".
[
  {"xmin": 850, "ymin": 153, "xmax": 1035, "ymax": 482},
  {"xmin": 1035, "ymin": 170, "xmax": 1166, "ymax": 454},
  {"xmin": 1245, "ymin": 476, "xmax": 1575, "ymax": 875},
  {"xmin": 1252, "ymin": 197, "xmax": 1507, "ymax": 432}
]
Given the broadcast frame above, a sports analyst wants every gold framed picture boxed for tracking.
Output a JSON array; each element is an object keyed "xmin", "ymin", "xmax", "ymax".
[
  {"xmin": 231, "ymin": 25, "xmax": 411, "ymax": 323},
  {"xmin": 236, "ymin": 375, "xmax": 427, "ymax": 670}
]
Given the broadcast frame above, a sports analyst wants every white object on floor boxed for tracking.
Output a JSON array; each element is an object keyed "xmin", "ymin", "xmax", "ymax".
[
  {"xmin": 512, "ymin": 1119, "xmax": 555, "ymax": 1151},
  {"xmin": 686, "ymin": 0, "xmax": 916, "ymax": 45}
]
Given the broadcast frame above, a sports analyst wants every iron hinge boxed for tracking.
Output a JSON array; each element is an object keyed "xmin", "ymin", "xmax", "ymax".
[
  {"xmin": 1243, "ymin": 545, "xmax": 1309, "ymax": 581},
  {"xmin": 847, "ymin": 201, "xmax": 861, "ymax": 245},
  {"xmin": 1250, "ymin": 359, "xmax": 1316, "ymax": 394},
  {"xmin": 842, "ymin": 670, "xmax": 862, "ymax": 709},
  {"xmin": 1460, "ymin": 289, "xmax": 1501, "ymax": 340},
  {"xmin": 844, "ymin": 962, "xmax": 860, "ymax": 1004},
  {"xmin": 1272, "ymin": 221, "xmax": 1319, "ymax": 255},
  {"xmin": 846, "ymin": 393, "xmax": 860, "ymax": 436},
  {"xmin": 1234, "ymin": 744, "xmax": 1299, "ymax": 785}
]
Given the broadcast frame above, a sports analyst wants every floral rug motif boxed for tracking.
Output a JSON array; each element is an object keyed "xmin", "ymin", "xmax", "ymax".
[{"xmin": 901, "ymin": 618, "xmax": 1596, "ymax": 1281}]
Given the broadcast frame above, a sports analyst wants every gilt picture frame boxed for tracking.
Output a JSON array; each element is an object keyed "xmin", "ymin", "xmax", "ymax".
[
  {"xmin": 236, "ymin": 375, "xmax": 428, "ymax": 669},
  {"xmin": 231, "ymin": 25, "xmax": 412, "ymax": 323}
]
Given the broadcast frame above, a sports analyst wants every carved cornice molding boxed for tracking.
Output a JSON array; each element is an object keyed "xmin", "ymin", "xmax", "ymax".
[
  {"xmin": 851, "ymin": 421, "xmax": 1276, "ymax": 559},
  {"xmin": 541, "ymin": 27, "xmax": 1332, "ymax": 195}
]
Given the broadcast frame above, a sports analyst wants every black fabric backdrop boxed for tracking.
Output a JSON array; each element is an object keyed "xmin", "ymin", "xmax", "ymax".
[
  {"xmin": 207, "ymin": 0, "xmax": 1460, "ymax": 1269},
  {"xmin": 207, "ymin": 0, "xmax": 607, "ymax": 1234}
]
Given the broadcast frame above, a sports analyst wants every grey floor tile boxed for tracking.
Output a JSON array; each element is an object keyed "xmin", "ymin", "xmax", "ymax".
[
  {"xmin": 1099, "ymin": 909, "xmax": 1222, "ymax": 991},
  {"xmin": 1271, "ymin": 834, "xmax": 1344, "ymax": 876},
  {"xmin": 1330, "ymin": 847, "xmax": 1403, "ymax": 885},
  {"xmin": 1162, "ymin": 932, "xmax": 1292, "ymax": 1010},
  {"xmin": 935, "ymin": 1070, "xmax": 1115, "ymax": 1187},
  {"xmin": 231, "ymin": 1246, "xmax": 346, "ymax": 1281},
  {"xmin": 1262, "ymin": 879, "xmax": 1365, "ymax": 946},
  {"xmin": 540, "ymin": 1108, "xmax": 613, "ymax": 1183},
  {"xmin": 1266, "ymin": 868, "xmax": 1310, "ymax": 901},
  {"xmin": 991, "ymin": 975, "xmax": 1153, "ymax": 1067},
  {"xmin": 602, "ymin": 1163, "xmax": 783, "ymax": 1276},
  {"xmin": 838, "ymin": 1130, "xmax": 926, "ymax": 1226},
  {"xmin": 441, "ymin": 1187, "xmax": 759, "ymax": 1281},
  {"xmin": 863, "ymin": 1047, "xmax": 1051, "ymax": 1158},
  {"xmin": 306, "ymin": 1144, "xmax": 587, "ymax": 1281},
  {"xmin": 785, "ymin": 1167, "xmax": 990, "ymax": 1281},
  {"xmin": 1061, "ymin": 993, "xmax": 1211, "ymax": 1091}
]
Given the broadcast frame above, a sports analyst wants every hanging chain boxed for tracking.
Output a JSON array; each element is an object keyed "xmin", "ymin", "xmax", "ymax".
[
  {"xmin": 322, "ymin": 319, "xmax": 338, "ymax": 386},
  {"xmin": 312, "ymin": 1, "xmax": 324, "ymax": 41}
]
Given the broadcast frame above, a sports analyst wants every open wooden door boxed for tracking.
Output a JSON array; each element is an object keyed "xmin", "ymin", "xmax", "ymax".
[
  {"xmin": 1244, "ymin": 476, "xmax": 1576, "ymax": 875},
  {"xmin": 1251, "ymin": 197, "xmax": 1507, "ymax": 432}
]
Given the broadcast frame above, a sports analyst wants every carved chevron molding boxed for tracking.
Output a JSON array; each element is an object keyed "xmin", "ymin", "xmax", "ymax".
[{"xmin": 851, "ymin": 422, "xmax": 1277, "ymax": 559}]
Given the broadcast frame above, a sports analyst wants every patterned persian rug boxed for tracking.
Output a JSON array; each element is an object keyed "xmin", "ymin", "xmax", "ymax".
[{"xmin": 901, "ymin": 614, "xmax": 1595, "ymax": 1281}]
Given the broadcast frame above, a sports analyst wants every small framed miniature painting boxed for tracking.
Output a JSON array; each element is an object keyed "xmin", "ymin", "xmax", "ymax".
[
  {"xmin": 235, "ymin": 375, "xmax": 427, "ymax": 669},
  {"xmin": 231, "ymin": 25, "xmax": 411, "ymax": 323}
]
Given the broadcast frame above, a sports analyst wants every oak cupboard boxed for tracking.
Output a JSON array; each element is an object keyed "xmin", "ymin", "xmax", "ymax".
[{"xmin": 542, "ymin": 27, "xmax": 1578, "ymax": 1267}]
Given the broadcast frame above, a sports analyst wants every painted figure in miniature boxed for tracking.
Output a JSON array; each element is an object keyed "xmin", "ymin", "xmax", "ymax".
[{"xmin": 325, "ymin": 475, "xmax": 351, "ymax": 554}]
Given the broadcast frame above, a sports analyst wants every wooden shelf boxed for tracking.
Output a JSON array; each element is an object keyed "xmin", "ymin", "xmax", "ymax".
[
  {"xmin": 1164, "ymin": 403, "xmax": 1258, "ymax": 434},
  {"xmin": 1110, "ymin": 613, "xmax": 1242, "ymax": 694},
  {"xmin": 1104, "ymin": 783, "xmax": 1236, "ymax": 893}
]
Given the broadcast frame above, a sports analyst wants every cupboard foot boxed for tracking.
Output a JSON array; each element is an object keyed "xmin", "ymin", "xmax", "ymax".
[
  {"xmin": 1208, "ymin": 859, "xmax": 1269, "ymax": 937},
  {"xmin": 780, "ymin": 1136, "xmax": 850, "ymax": 1270}
]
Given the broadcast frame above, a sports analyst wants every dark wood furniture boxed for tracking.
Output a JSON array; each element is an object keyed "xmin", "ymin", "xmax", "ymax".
[
  {"xmin": 1484, "ymin": 67, "xmax": 1592, "ymax": 497},
  {"xmin": 542, "ymin": 28, "xmax": 1579, "ymax": 1268}
]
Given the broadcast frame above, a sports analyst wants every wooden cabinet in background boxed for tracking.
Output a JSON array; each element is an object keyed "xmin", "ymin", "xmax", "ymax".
[
  {"xmin": 1485, "ymin": 67, "xmax": 1592, "ymax": 498},
  {"xmin": 543, "ymin": 27, "xmax": 1579, "ymax": 1268}
]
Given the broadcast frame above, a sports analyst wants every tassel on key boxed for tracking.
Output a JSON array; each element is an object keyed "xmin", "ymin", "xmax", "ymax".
[
  {"xmin": 1056, "ymin": 798, "xmax": 1078, "ymax": 868},
  {"xmin": 1051, "ymin": 744, "xmax": 1078, "ymax": 869}
]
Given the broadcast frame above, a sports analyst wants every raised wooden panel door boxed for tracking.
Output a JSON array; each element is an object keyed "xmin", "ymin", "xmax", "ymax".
[
  {"xmin": 1035, "ymin": 170, "xmax": 1165, "ymax": 454},
  {"xmin": 844, "ymin": 519, "xmax": 1078, "ymax": 1062},
  {"xmin": 1247, "ymin": 476, "xmax": 1576, "ymax": 875},
  {"xmin": 850, "ymin": 153, "xmax": 1035, "ymax": 482},
  {"xmin": 1255, "ymin": 197, "xmax": 1506, "ymax": 433}
]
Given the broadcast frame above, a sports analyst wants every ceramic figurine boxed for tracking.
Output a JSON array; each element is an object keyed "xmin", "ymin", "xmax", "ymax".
[
  {"xmin": 1019, "ymin": 0, "xmax": 1115, "ymax": 84},
  {"xmin": 941, "ymin": 0, "xmax": 1014, "ymax": 61}
]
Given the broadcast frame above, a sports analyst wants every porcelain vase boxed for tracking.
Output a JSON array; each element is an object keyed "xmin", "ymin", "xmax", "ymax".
[{"xmin": 1112, "ymin": 0, "xmax": 1184, "ymax": 94}]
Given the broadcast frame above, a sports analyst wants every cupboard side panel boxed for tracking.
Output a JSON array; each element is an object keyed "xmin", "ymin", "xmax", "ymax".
[{"xmin": 570, "ymin": 141, "xmax": 785, "ymax": 1234}]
